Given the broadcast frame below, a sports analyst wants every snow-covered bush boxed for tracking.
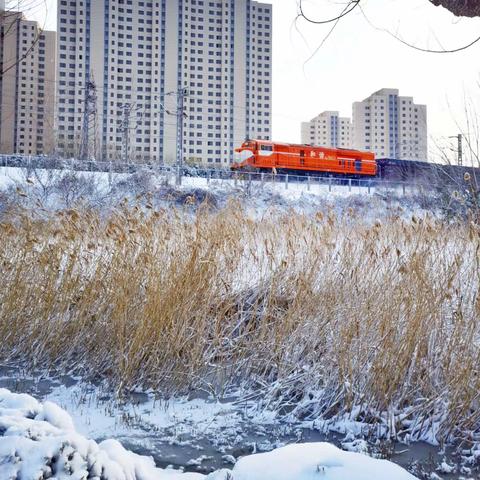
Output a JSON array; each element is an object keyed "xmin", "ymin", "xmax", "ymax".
[{"xmin": 0, "ymin": 388, "xmax": 203, "ymax": 480}]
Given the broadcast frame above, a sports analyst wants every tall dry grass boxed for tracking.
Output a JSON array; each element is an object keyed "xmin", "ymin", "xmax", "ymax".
[{"xmin": 0, "ymin": 201, "xmax": 479, "ymax": 445}]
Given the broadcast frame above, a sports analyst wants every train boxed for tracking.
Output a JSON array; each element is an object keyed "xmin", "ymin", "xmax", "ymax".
[
  {"xmin": 232, "ymin": 139, "xmax": 479, "ymax": 188},
  {"xmin": 232, "ymin": 139, "xmax": 376, "ymax": 177}
]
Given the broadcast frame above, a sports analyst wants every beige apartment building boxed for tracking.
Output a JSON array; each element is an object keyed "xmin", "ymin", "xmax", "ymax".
[
  {"xmin": 0, "ymin": 6, "xmax": 56, "ymax": 155},
  {"xmin": 352, "ymin": 88, "xmax": 427, "ymax": 160},
  {"xmin": 301, "ymin": 111, "xmax": 352, "ymax": 149},
  {"xmin": 57, "ymin": 0, "xmax": 272, "ymax": 166}
]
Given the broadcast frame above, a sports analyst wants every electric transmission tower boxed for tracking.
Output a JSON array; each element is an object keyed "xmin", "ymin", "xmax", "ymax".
[
  {"xmin": 448, "ymin": 134, "xmax": 463, "ymax": 166},
  {"xmin": 119, "ymin": 103, "xmax": 143, "ymax": 164},
  {"xmin": 80, "ymin": 75, "xmax": 98, "ymax": 161}
]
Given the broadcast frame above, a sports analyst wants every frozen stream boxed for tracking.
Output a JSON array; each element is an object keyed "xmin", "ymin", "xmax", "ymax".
[{"xmin": 0, "ymin": 368, "xmax": 471, "ymax": 479}]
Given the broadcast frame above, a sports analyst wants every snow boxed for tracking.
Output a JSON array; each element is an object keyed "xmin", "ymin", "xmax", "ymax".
[
  {"xmin": 0, "ymin": 165, "xmax": 446, "ymax": 478},
  {"xmin": 0, "ymin": 387, "xmax": 203, "ymax": 480},
  {"xmin": 36, "ymin": 400, "xmax": 76, "ymax": 430},
  {"xmin": 0, "ymin": 165, "xmax": 438, "ymax": 225},
  {"xmin": 232, "ymin": 443, "xmax": 418, "ymax": 480},
  {"xmin": 0, "ymin": 388, "xmax": 419, "ymax": 479},
  {"xmin": 438, "ymin": 459, "xmax": 455, "ymax": 474}
]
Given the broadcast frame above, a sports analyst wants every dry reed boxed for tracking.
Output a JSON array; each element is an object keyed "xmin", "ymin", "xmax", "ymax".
[{"xmin": 0, "ymin": 201, "xmax": 479, "ymax": 445}]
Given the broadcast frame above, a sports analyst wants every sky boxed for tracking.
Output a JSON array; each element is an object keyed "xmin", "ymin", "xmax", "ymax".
[{"xmin": 20, "ymin": 0, "xmax": 480, "ymax": 162}]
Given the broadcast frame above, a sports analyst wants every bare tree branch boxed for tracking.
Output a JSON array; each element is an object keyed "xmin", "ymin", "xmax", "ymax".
[
  {"xmin": 297, "ymin": 0, "xmax": 480, "ymax": 54},
  {"xmin": 302, "ymin": 1, "xmax": 359, "ymax": 67},
  {"xmin": 297, "ymin": 0, "xmax": 361, "ymax": 25},
  {"xmin": 358, "ymin": 3, "xmax": 480, "ymax": 54}
]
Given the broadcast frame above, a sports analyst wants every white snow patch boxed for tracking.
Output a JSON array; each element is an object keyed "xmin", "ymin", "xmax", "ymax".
[
  {"xmin": 232, "ymin": 442, "xmax": 417, "ymax": 480},
  {"xmin": 341, "ymin": 438, "xmax": 369, "ymax": 454},
  {"xmin": 438, "ymin": 459, "xmax": 455, "ymax": 474}
]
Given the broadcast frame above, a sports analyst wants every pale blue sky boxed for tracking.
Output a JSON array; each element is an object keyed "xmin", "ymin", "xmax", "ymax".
[{"xmin": 24, "ymin": 0, "xmax": 480, "ymax": 162}]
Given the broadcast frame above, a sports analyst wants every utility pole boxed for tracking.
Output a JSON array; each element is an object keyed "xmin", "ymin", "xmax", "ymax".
[
  {"xmin": 175, "ymin": 87, "xmax": 189, "ymax": 169},
  {"xmin": 80, "ymin": 76, "xmax": 98, "ymax": 161},
  {"xmin": 121, "ymin": 104, "xmax": 132, "ymax": 164},
  {"xmin": 119, "ymin": 103, "xmax": 142, "ymax": 164},
  {"xmin": 448, "ymin": 134, "xmax": 463, "ymax": 166},
  {"xmin": 457, "ymin": 134, "xmax": 463, "ymax": 166},
  {"xmin": 165, "ymin": 88, "xmax": 190, "ymax": 168},
  {"xmin": 164, "ymin": 88, "xmax": 190, "ymax": 183}
]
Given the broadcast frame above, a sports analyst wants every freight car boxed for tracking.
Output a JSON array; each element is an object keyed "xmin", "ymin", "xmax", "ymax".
[
  {"xmin": 232, "ymin": 140, "xmax": 376, "ymax": 177},
  {"xmin": 377, "ymin": 157, "xmax": 479, "ymax": 189}
]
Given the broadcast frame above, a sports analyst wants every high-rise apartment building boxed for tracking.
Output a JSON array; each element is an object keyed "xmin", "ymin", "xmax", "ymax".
[
  {"xmin": 0, "ymin": 8, "xmax": 56, "ymax": 155},
  {"xmin": 352, "ymin": 88, "xmax": 427, "ymax": 160},
  {"xmin": 57, "ymin": 0, "xmax": 272, "ymax": 166},
  {"xmin": 301, "ymin": 111, "xmax": 352, "ymax": 149}
]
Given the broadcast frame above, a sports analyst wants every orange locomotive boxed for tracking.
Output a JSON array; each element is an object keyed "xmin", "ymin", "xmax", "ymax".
[{"xmin": 232, "ymin": 139, "xmax": 377, "ymax": 177}]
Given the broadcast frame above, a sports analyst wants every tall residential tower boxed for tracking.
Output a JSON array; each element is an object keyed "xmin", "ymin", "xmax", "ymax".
[
  {"xmin": 301, "ymin": 111, "xmax": 352, "ymax": 149},
  {"xmin": 0, "ymin": 8, "xmax": 56, "ymax": 155},
  {"xmin": 56, "ymin": 0, "xmax": 272, "ymax": 165},
  {"xmin": 352, "ymin": 88, "xmax": 427, "ymax": 160}
]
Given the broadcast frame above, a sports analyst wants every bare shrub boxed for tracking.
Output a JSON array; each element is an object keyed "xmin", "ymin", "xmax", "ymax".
[
  {"xmin": 28, "ymin": 167, "xmax": 63, "ymax": 203},
  {"xmin": 52, "ymin": 171, "xmax": 99, "ymax": 208},
  {"xmin": 154, "ymin": 187, "xmax": 219, "ymax": 210},
  {"xmin": 112, "ymin": 170, "xmax": 155, "ymax": 198}
]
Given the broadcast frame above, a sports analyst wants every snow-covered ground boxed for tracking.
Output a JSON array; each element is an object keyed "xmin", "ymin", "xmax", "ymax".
[
  {"xmin": 0, "ymin": 165, "xmax": 423, "ymax": 201},
  {"xmin": 0, "ymin": 165, "xmax": 443, "ymax": 220},
  {"xmin": 0, "ymin": 388, "xmax": 418, "ymax": 479},
  {"xmin": 0, "ymin": 165, "xmax": 381, "ymax": 198}
]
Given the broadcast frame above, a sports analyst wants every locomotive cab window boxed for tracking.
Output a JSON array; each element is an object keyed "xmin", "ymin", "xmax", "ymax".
[{"xmin": 259, "ymin": 144, "xmax": 274, "ymax": 156}]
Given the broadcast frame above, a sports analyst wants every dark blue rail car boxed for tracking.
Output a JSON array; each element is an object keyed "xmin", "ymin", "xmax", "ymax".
[{"xmin": 377, "ymin": 158, "xmax": 480, "ymax": 188}]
